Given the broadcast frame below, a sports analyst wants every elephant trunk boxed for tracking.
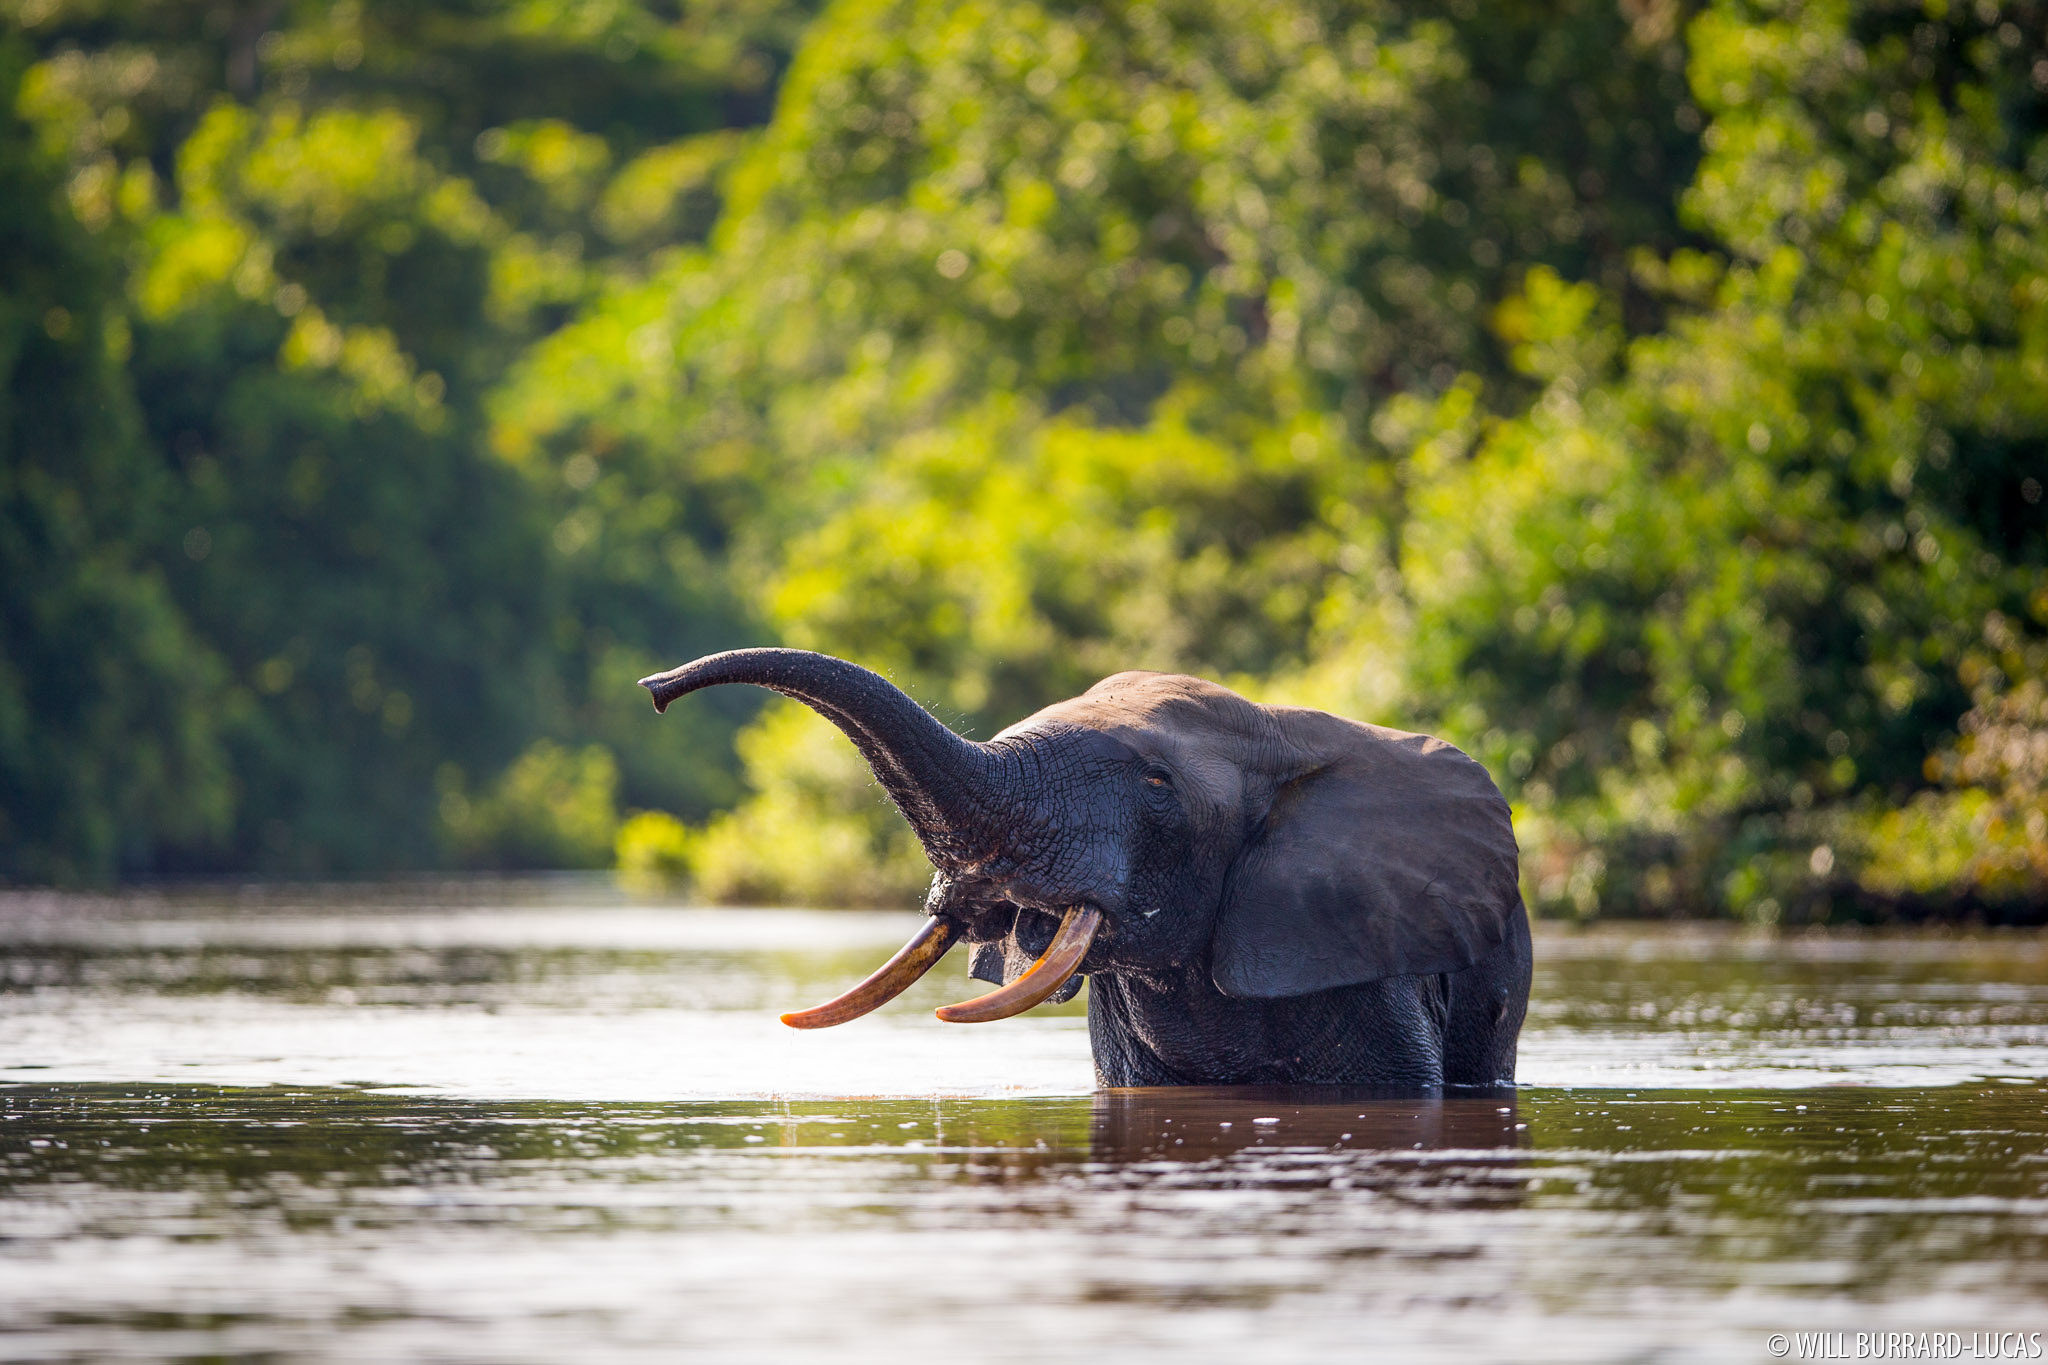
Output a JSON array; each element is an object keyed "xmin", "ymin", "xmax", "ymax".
[
  {"xmin": 642, "ymin": 648, "xmax": 1096, "ymax": 1030},
  {"xmin": 638, "ymin": 648, "xmax": 1012, "ymax": 870}
]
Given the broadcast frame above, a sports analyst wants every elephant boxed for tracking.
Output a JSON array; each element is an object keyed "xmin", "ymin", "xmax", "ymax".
[{"xmin": 640, "ymin": 648, "xmax": 1530, "ymax": 1089}]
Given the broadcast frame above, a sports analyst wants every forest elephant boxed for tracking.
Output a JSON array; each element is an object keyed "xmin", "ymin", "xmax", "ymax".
[{"xmin": 640, "ymin": 649, "xmax": 1530, "ymax": 1088}]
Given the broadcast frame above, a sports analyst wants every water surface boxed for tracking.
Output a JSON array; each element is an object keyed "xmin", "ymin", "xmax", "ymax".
[{"xmin": 3, "ymin": 887, "xmax": 2045, "ymax": 1362}]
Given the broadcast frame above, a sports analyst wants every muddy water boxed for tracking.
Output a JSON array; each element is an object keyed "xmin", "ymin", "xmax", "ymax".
[{"xmin": 2, "ymin": 887, "xmax": 2046, "ymax": 1363}]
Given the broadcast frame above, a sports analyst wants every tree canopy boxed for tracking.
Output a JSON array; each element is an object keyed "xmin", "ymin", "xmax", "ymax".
[
  {"xmin": 3, "ymin": 0, "xmax": 814, "ymax": 878},
  {"xmin": 6, "ymin": 0, "xmax": 2044, "ymax": 920}
]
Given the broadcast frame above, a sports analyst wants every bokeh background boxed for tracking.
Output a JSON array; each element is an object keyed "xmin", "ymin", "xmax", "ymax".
[{"xmin": 2, "ymin": 0, "xmax": 2043, "ymax": 922}]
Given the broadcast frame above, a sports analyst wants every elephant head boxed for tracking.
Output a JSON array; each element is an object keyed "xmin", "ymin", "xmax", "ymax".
[{"xmin": 640, "ymin": 649, "xmax": 1527, "ymax": 1085}]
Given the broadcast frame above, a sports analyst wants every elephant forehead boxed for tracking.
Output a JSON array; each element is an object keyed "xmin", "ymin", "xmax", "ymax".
[
  {"xmin": 991, "ymin": 711, "xmax": 1256, "ymax": 823},
  {"xmin": 998, "ymin": 672, "xmax": 1271, "ymax": 742}
]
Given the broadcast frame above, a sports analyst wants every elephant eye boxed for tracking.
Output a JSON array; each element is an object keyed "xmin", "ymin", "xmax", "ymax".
[{"xmin": 1141, "ymin": 768, "xmax": 1172, "ymax": 789}]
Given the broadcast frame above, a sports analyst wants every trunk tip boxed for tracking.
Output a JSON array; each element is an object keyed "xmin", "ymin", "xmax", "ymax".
[{"xmin": 638, "ymin": 673, "xmax": 673, "ymax": 714}]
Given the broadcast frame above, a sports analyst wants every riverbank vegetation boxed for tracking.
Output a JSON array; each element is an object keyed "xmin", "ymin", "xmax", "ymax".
[{"xmin": 5, "ymin": 0, "xmax": 2043, "ymax": 921}]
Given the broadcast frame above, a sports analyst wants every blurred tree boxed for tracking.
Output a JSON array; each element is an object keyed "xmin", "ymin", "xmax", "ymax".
[
  {"xmin": 7, "ymin": 0, "xmax": 2042, "ymax": 920},
  {"xmin": 3, "ymin": 0, "xmax": 816, "ymax": 877},
  {"xmin": 495, "ymin": 0, "xmax": 1712, "ymax": 908},
  {"xmin": 502, "ymin": 0, "xmax": 1713, "ymax": 903},
  {"xmin": 772, "ymin": 397, "xmax": 1351, "ymax": 725},
  {"xmin": 1394, "ymin": 0, "xmax": 2048, "ymax": 920},
  {"xmin": 630, "ymin": 0, "xmax": 2045, "ymax": 918},
  {"xmin": 440, "ymin": 738, "xmax": 620, "ymax": 870},
  {"xmin": 679, "ymin": 699, "xmax": 933, "ymax": 905},
  {"xmin": 0, "ymin": 39, "xmax": 230, "ymax": 881},
  {"xmin": 693, "ymin": 0, "xmax": 1701, "ymax": 445}
]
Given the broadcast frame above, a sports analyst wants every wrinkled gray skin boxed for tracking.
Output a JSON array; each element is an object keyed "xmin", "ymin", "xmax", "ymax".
[{"xmin": 643, "ymin": 649, "xmax": 1530, "ymax": 1089}]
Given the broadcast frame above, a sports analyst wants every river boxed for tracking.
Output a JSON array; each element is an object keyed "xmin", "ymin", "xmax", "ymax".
[{"xmin": 2, "ymin": 885, "xmax": 2044, "ymax": 1362}]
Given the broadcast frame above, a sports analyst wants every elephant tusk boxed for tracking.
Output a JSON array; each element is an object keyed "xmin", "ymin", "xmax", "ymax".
[
  {"xmin": 934, "ymin": 905, "xmax": 1101, "ymax": 1024},
  {"xmin": 780, "ymin": 916, "xmax": 960, "ymax": 1029}
]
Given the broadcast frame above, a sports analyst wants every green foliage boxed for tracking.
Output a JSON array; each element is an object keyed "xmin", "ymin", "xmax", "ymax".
[
  {"xmin": 504, "ymin": 0, "xmax": 1716, "ymax": 903},
  {"xmin": 1864, "ymin": 629, "xmax": 2048, "ymax": 904},
  {"xmin": 7, "ymin": 0, "xmax": 2043, "ymax": 919},
  {"xmin": 615, "ymin": 808, "xmax": 692, "ymax": 890},
  {"xmin": 3, "ymin": 0, "xmax": 813, "ymax": 879},
  {"xmin": 441, "ymin": 739, "xmax": 620, "ymax": 870},
  {"xmin": 679, "ymin": 702, "xmax": 931, "ymax": 906},
  {"xmin": 1394, "ymin": 0, "xmax": 2048, "ymax": 920},
  {"xmin": 774, "ymin": 396, "xmax": 1352, "ymax": 727},
  {"xmin": 120, "ymin": 94, "xmax": 566, "ymax": 872},
  {"xmin": 503, "ymin": 0, "xmax": 1703, "ymax": 597},
  {"xmin": 701, "ymin": 0, "xmax": 1697, "ymax": 434},
  {"xmin": 0, "ymin": 40, "xmax": 230, "ymax": 881},
  {"xmin": 655, "ymin": 0, "xmax": 2043, "ymax": 919}
]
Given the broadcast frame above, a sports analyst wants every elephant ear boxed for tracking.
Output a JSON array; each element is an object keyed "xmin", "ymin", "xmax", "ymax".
[{"xmin": 1210, "ymin": 710, "xmax": 1520, "ymax": 1000}]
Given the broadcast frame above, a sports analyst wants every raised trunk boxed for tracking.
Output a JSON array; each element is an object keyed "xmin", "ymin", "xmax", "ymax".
[{"xmin": 639, "ymin": 648, "xmax": 1011, "ymax": 869}]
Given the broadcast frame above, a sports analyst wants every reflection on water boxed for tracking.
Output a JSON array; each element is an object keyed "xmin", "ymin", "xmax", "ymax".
[
  {"xmin": 1089, "ymin": 1086, "xmax": 1524, "ymax": 1161},
  {"xmin": 2, "ymin": 887, "xmax": 2046, "ymax": 1362}
]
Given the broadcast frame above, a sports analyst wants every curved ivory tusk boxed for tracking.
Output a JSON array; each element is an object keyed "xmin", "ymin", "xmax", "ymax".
[
  {"xmin": 934, "ymin": 905, "xmax": 1101, "ymax": 1024},
  {"xmin": 780, "ymin": 916, "xmax": 960, "ymax": 1029}
]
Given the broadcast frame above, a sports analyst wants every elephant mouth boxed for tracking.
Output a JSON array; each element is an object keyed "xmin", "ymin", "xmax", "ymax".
[{"xmin": 780, "ymin": 904, "xmax": 1102, "ymax": 1030}]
